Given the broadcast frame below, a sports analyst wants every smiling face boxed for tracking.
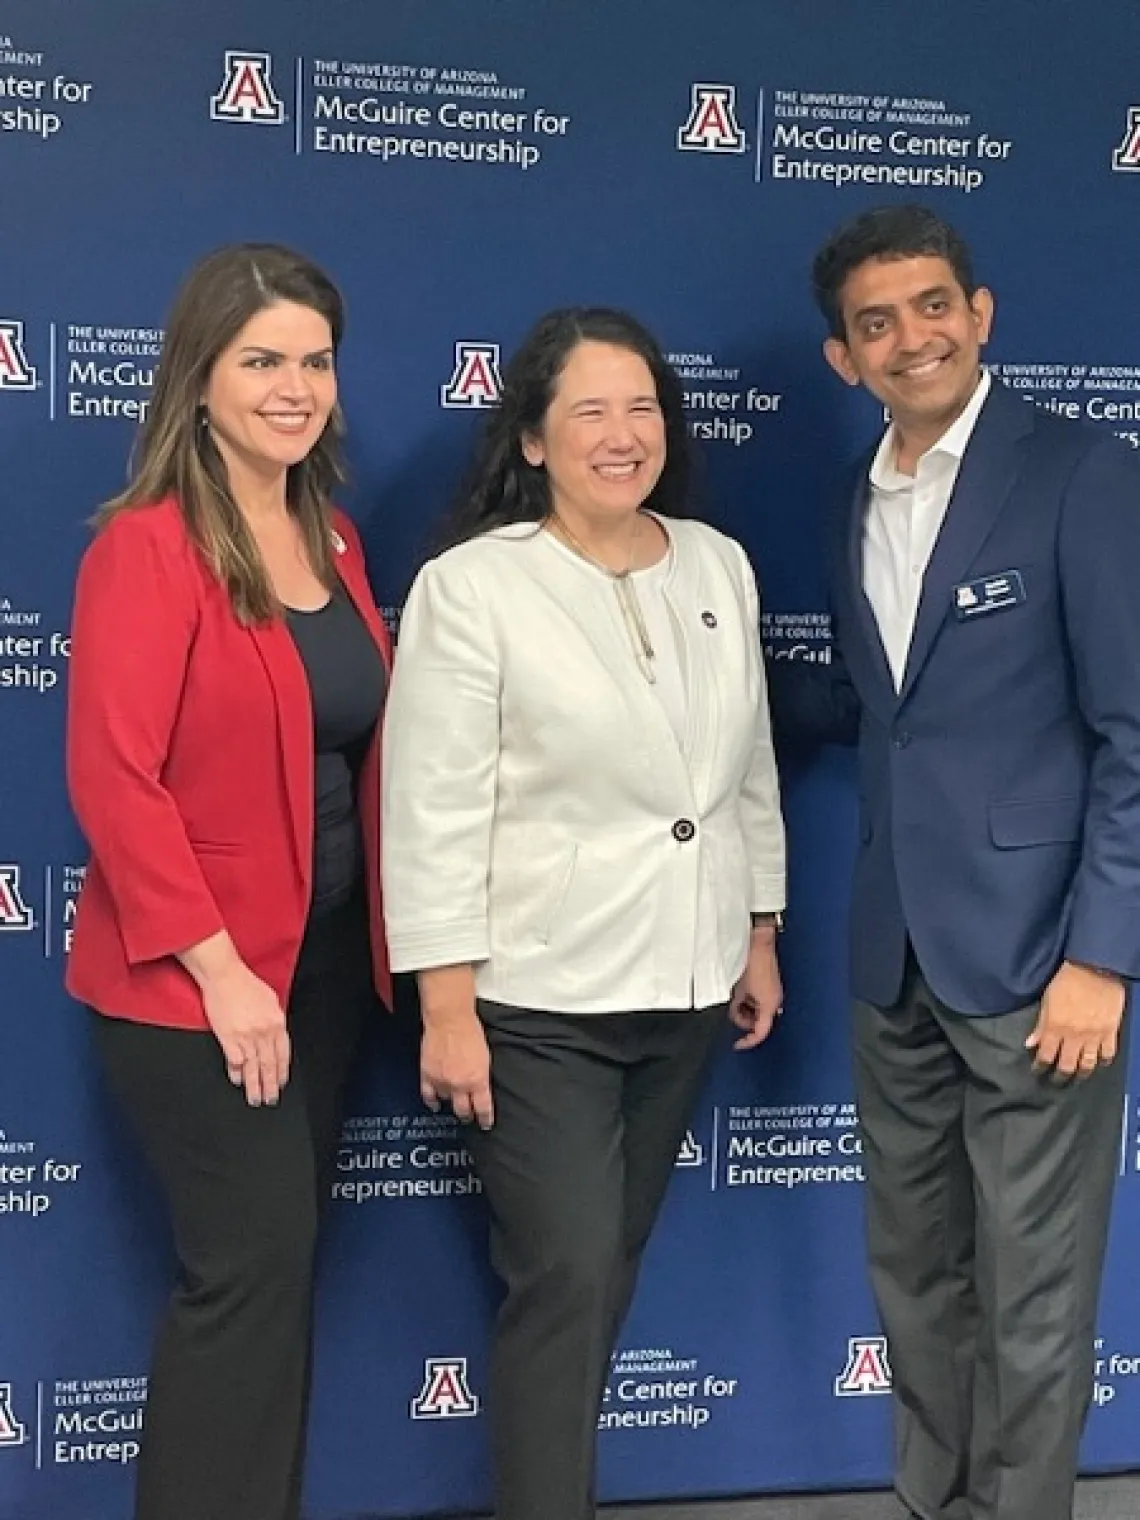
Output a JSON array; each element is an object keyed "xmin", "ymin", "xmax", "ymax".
[
  {"xmin": 824, "ymin": 254, "xmax": 994, "ymax": 449},
  {"xmin": 201, "ymin": 300, "xmax": 336, "ymax": 482},
  {"xmin": 521, "ymin": 339, "xmax": 667, "ymax": 526}
]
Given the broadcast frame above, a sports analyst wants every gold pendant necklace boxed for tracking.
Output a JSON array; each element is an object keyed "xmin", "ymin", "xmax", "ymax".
[{"xmin": 548, "ymin": 511, "xmax": 657, "ymax": 683}]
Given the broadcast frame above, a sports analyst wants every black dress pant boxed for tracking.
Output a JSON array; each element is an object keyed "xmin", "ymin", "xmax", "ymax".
[
  {"xmin": 467, "ymin": 1000, "xmax": 724, "ymax": 1520},
  {"xmin": 92, "ymin": 889, "xmax": 375, "ymax": 1520}
]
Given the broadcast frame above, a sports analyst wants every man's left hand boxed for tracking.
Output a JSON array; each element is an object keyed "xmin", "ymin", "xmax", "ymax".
[{"xmin": 1025, "ymin": 960, "xmax": 1126, "ymax": 1078}]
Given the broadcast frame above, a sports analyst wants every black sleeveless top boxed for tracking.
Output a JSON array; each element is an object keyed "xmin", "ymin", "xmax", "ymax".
[{"xmin": 285, "ymin": 588, "xmax": 386, "ymax": 915}]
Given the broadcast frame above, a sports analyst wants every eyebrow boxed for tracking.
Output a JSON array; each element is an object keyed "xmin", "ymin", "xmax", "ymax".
[
  {"xmin": 237, "ymin": 345, "xmax": 334, "ymax": 359},
  {"xmin": 567, "ymin": 393, "xmax": 659, "ymax": 407},
  {"xmin": 851, "ymin": 286, "xmax": 955, "ymax": 323}
]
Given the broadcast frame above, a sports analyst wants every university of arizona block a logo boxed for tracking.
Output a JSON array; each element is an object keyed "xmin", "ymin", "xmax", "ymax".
[
  {"xmin": 0, "ymin": 1384, "xmax": 28, "ymax": 1447},
  {"xmin": 677, "ymin": 84, "xmax": 746, "ymax": 154},
  {"xmin": 440, "ymin": 343, "xmax": 503, "ymax": 408},
  {"xmin": 0, "ymin": 867, "xmax": 33, "ymax": 931},
  {"xmin": 0, "ymin": 323, "xmax": 37, "ymax": 392},
  {"xmin": 410, "ymin": 1358, "xmax": 480, "ymax": 1419},
  {"xmin": 210, "ymin": 52, "xmax": 285, "ymax": 125},
  {"xmin": 834, "ymin": 1335, "xmax": 892, "ymax": 1396},
  {"xmin": 1113, "ymin": 107, "xmax": 1140, "ymax": 172}
]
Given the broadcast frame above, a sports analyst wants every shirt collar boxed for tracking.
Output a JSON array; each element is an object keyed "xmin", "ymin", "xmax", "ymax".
[{"xmin": 869, "ymin": 368, "xmax": 992, "ymax": 492}]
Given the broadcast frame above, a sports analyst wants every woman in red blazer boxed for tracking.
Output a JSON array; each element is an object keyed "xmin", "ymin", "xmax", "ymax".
[{"xmin": 66, "ymin": 244, "xmax": 392, "ymax": 1520}]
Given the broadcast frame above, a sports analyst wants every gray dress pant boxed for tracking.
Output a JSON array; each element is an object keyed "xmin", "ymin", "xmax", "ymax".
[{"xmin": 853, "ymin": 952, "xmax": 1127, "ymax": 1520}]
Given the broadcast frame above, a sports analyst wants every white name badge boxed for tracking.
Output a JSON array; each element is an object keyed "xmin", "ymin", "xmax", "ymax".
[{"xmin": 953, "ymin": 570, "xmax": 1027, "ymax": 620}]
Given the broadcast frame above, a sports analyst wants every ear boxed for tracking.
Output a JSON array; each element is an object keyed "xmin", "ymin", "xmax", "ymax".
[
  {"xmin": 520, "ymin": 431, "xmax": 545, "ymax": 468},
  {"xmin": 823, "ymin": 336, "xmax": 861, "ymax": 388},
  {"xmin": 970, "ymin": 286, "xmax": 995, "ymax": 346}
]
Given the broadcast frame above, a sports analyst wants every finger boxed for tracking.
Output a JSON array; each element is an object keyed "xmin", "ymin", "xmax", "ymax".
[
  {"xmin": 218, "ymin": 1036, "xmax": 246, "ymax": 1085},
  {"xmin": 451, "ymin": 1089, "xmax": 475, "ymax": 1125},
  {"xmin": 728, "ymin": 996, "xmax": 754, "ymax": 1031},
  {"xmin": 733, "ymin": 1029, "xmax": 766, "ymax": 1051},
  {"xmin": 1024, "ymin": 1025, "xmax": 1042, "ymax": 1050},
  {"xmin": 733, "ymin": 1014, "xmax": 773, "ymax": 1051},
  {"xmin": 259, "ymin": 1043, "xmax": 281, "ymax": 1108},
  {"xmin": 420, "ymin": 1076, "xmax": 442, "ymax": 1112},
  {"xmin": 1053, "ymin": 1036, "xmax": 1084, "ymax": 1079},
  {"xmin": 1099, "ymin": 1031, "xmax": 1119, "ymax": 1064},
  {"xmin": 243, "ymin": 1055, "xmax": 265, "ymax": 1108},
  {"xmin": 1031, "ymin": 1032, "xmax": 1061, "ymax": 1070},
  {"xmin": 273, "ymin": 1027, "xmax": 291, "ymax": 1089},
  {"xmin": 472, "ymin": 1082, "xmax": 495, "ymax": 1131},
  {"xmin": 1074, "ymin": 1042, "xmax": 1103, "ymax": 1078}
]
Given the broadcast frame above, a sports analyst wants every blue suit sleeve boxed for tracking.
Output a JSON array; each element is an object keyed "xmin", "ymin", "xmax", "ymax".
[
  {"xmin": 765, "ymin": 638, "xmax": 861, "ymax": 753},
  {"xmin": 1059, "ymin": 437, "xmax": 1140, "ymax": 979}
]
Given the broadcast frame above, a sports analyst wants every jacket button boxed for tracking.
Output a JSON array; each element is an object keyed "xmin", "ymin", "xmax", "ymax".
[
  {"xmin": 892, "ymin": 732, "xmax": 912, "ymax": 750},
  {"xmin": 672, "ymin": 818, "xmax": 696, "ymax": 842}
]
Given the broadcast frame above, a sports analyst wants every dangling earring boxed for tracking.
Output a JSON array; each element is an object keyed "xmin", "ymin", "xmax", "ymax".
[{"xmin": 196, "ymin": 403, "xmax": 209, "ymax": 432}]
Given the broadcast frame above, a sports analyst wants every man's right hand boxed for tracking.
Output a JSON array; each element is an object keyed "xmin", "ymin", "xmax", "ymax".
[{"xmin": 417, "ymin": 965, "xmax": 494, "ymax": 1129}]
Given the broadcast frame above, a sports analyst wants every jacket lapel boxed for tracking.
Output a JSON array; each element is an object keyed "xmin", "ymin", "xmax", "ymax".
[
  {"xmin": 826, "ymin": 457, "xmax": 898, "ymax": 728},
  {"xmin": 246, "ymin": 621, "xmax": 313, "ymax": 890},
  {"xmin": 333, "ymin": 532, "xmax": 393, "ymax": 670},
  {"xmin": 897, "ymin": 382, "xmax": 1033, "ymax": 703},
  {"xmin": 842, "ymin": 467, "xmax": 897, "ymax": 705},
  {"xmin": 242, "ymin": 526, "xmax": 391, "ymax": 896}
]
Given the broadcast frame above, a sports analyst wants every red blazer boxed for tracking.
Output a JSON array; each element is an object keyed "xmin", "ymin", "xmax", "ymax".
[{"xmin": 66, "ymin": 497, "xmax": 393, "ymax": 1029}]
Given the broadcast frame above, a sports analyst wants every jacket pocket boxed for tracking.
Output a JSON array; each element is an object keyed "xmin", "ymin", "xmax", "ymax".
[
  {"xmin": 988, "ymin": 796, "xmax": 1083, "ymax": 849},
  {"xmin": 537, "ymin": 845, "xmax": 579, "ymax": 944}
]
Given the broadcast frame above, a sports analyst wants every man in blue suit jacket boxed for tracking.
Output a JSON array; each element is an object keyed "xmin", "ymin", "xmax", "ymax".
[{"xmin": 797, "ymin": 206, "xmax": 1140, "ymax": 1520}]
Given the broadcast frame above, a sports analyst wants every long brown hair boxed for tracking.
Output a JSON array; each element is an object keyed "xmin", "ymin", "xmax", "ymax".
[{"xmin": 97, "ymin": 243, "xmax": 347, "ymax": 624}]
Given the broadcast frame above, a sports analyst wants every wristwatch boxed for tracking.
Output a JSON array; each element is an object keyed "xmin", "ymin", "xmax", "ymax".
[{"xmin": 750, "ymin": 911, "xmax": 784, "ymax": 932}]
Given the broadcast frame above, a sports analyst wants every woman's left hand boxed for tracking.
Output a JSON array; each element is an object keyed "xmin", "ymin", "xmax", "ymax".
[{"xmin": 729, "ymin": 931, "xmax": 784, "ymax": 1051}]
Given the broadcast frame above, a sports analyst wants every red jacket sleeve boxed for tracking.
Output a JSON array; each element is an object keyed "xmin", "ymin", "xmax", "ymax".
[{"xmin": 67, "ymin": 510, "xmax": 226, "ymax": 965}]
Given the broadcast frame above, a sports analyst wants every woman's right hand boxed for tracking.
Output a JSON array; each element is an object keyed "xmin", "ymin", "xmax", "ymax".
[
  {"xmin": 199, "ymin": 962, "xmax": 291, "ymax": 1107},
  {"xmin": 418, "ymin": 966, "xmax": 494, "ymax": 1129},
  {"xmin": 176, "ymin": 931, "xmax": 290, "ymax": 1106}
]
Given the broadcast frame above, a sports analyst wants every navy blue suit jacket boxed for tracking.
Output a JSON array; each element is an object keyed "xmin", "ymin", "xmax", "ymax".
[{"xmin": 789, "ymin": 379, "xmax": 1140, "ymax": 1014}]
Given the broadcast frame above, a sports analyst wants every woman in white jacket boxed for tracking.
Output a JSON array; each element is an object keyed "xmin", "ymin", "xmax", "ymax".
[{"xmin": 382, "ymin": 308, "xmax": 785, "ymax": 1520}]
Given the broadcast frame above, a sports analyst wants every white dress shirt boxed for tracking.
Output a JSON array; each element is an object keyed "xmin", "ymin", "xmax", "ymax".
[{"xmin": 862, "ymin": 369, "xmax": 991, "ymax": 689}]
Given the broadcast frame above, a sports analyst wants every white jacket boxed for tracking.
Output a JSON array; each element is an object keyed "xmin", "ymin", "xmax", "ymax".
[{"xmin": 381, "ymin": 516, "xmax": 786, "ymax": 1012}]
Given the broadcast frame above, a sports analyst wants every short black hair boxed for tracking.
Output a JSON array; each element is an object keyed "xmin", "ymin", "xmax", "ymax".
[
  {"xmin": 439, "ymin": 306, "xmax": 692, "ymax": 550},
  {"xmin": 811, "ymin": 204, "xmax": 977, "ymax": 340}
]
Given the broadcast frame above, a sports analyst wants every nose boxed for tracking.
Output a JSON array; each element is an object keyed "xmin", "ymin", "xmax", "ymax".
[
  {"xmin": 895, "ymin": 305, "xmax": 946, "ymax": 359},
  {"xmin": 272, "ymin": 362, "xmax": 314, "ymax": 401},
  {"xmin": 894, "ymin": 309, "xmax": 929, "ymax": 354},
  {"xmin": 603, "ymin": 417, "xmax": 639, "ymax": 452}
]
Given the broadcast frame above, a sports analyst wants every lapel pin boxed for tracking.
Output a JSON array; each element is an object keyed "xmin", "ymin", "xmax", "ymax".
[
  {"xmin": 701, "ymin": 610, "xmax": 717, "ymax": 628},
  {"xmin": 330, "ymin": 530, "xmax": 348, "ymax": 555}
]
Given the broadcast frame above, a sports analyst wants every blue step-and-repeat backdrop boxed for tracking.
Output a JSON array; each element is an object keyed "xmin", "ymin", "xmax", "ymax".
[{"xmin": 3, "ymin": 1, "xmax": 1140, "ymax": 1516}]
